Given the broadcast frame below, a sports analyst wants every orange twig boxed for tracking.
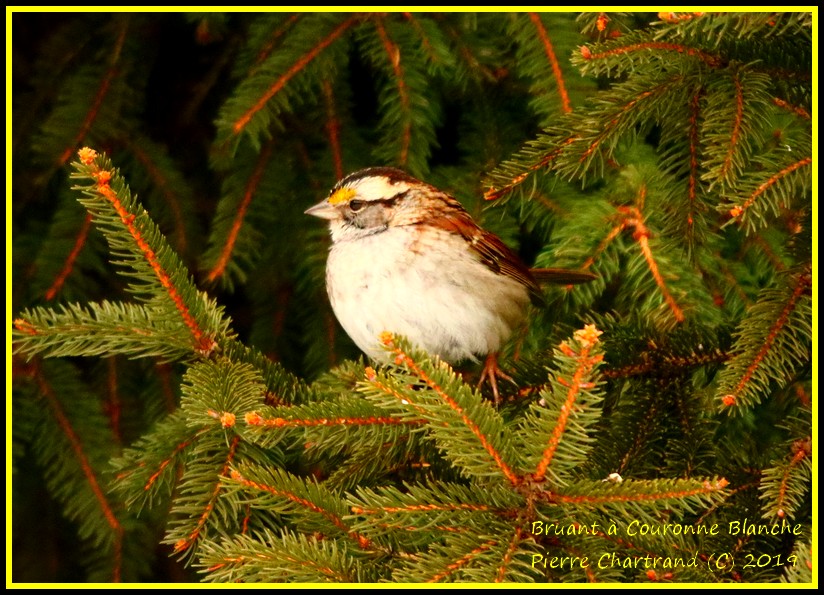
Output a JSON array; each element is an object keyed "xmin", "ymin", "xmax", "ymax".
[
  {"xmin": 721, "ymin": 273, "xmax": 811, "ymax": 408},
  {"xmin": 82, "ymin": 151, "xmax": 216, "ymax": 354},
  {"xmin": 776, "ymin": 445, "xmax": 809, "ymax": 515},
  {"xmin": 352, "ymin": 502, "xmax": 493, "ymax": 515},
  {"xmin": 245, "ymin": 411, "xmax": 423, "ymax": 428},
  {"xmin": 58, "ymin": 25, "xmax": 128, "ymax": 166},
  {"xmin": 582, "ymin": 40, "xmax": 721, "ymax": 67},
  {"xmin": 232, "ymin": 17, "xmax": 355, "ymax": 135},
  {"xmin": 552, "ymin": 479, "xmax": 729, "ymax": 505},
  {"xmin": 175, "ymin": 436, "xmax": 240, "ymax": 554},
  {"xmin": 129, "ymin": 141, "xmax": 188, "ymax": 253},
  {"xmin": 483, "ymin": 136, "xmax": 579, "ymax": 201},
  {"xmin": 720, "ymin": 73, "xmax": 744, "ymax": 183},
  {"xmin": 687, "ymin": 89, "xmax": 702, "ymax": 230},
  {"xmin": 374, "ymin": 17, "xmax": 411, "ymax": 165},
  {"xmin": 321, "ymin": 81, "xmax": 344, "ymax": 180},
  {"xmin": 495, "ymin": 525, "xmax": 524, "ymax": 582},
  {"xmin": 533, "ymin": 327, "xmax": 603, "ymax": 482},
  {"xmin": 729, "ymin": 157, "xmax": 812, "ymax": 219},
  {"xmin": 45, "ymin": 213, "xmax": 93, "ymax": 300},
  {"xmin": 619, "ymin": 198, "xmax": 686, "ymax": 323},
  {"xmin": 427, "ymin": 541, "xmax": 496, "ymax": 583},
  {"xmin": 636, "ymin": 232, "xmax": 685, "ymax": 322},
  {"xmin": 528, "ymin": 13, "xmax": 572, "ymax": 114},
  {"xmin": 380, "ymin": 333, "xmax": 521, "ymax": 486},
  {"xmin": 231, "ymin": 470, "xmax": 371, "ymax": 549},
  {"xmin": 579, "ymin": 89, "xmax": 656, "ymax": 164},
  {"xmin": 206, "ymin": 141, "xmax": 274, "ymax": 283},
  {"xmin": 251, "ymin": 14, "xmax": 301, "ymax": 73},
  {"xmin": 143, "ymin": 431, "xmax": 206, "ymax": 491},
  {"xmin": 771, "ymin": 97, "xmax": 811, "ymax": 119},
  {"xmin": 36, "ymin": 368, "xmax": 123, "ymax": 581}
]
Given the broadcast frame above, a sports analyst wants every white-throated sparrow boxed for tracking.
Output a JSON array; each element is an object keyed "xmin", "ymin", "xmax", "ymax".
[{"xmin": 306, "ymin": 167, "xmax": 594, "ymax": 402}]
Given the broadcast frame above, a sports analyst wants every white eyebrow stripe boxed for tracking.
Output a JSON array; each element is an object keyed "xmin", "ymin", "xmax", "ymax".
[{"xmin": 351, "ymin": 176, "xmax": 411, "ymax": 201}]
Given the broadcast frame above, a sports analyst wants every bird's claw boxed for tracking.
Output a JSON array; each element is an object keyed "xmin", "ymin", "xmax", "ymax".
[{"xmin": 477, "ymin": 352, "xmax": 516, "ymax": 405}]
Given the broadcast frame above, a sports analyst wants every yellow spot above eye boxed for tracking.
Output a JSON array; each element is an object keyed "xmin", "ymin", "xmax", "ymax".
[{"xmin": 329, "ymin": 187, "xmax": 356, "ymax": 205}]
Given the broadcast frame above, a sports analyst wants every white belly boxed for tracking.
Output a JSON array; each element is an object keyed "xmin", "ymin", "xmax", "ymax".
[{"xmin": 326, "ymin": 227, "xmax": 530, "ymax": 364}]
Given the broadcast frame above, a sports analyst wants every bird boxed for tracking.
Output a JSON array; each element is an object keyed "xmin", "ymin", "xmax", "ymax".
[{"xmin": 305, "ymin": 167, "xmax": 594, "ymax": 403}]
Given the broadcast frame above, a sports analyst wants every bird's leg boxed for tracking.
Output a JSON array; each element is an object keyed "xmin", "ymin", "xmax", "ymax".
[{"xmin": 478, "ymin": 352, "xmax": 516, "ymax": 405}]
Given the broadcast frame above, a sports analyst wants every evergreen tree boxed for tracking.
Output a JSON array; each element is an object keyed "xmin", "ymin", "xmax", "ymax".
[{"xmin": 11, "ymin": 10, "xmax": 814, "ymax": 584}]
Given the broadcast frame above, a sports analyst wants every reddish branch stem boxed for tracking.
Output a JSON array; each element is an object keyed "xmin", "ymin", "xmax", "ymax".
[
  {"xmin": 36, "ymin": 367, "xmax": 123, "ymax": 581},
  {"xmin": 374, "ymin": 17, "xmax": 411, "ymax": 165},
  {"xmin": 723, "ymin": 273, "xmax": 811, "ymax": 407},
  {"xmin": 380, "ymin": 334, "xmax": 521, "ymax": 486},
  {"xmin": 231, "ymin": 470, "xmax": 372, "ymax": 549},
  {"xmin": 175, "ymin": 436, "xmax": 240, "ymax": 553},
  {"xmin": 45, "ymin": 213, "xmax": 93, "ymax": 300},
  {"xmin": 83, "ymin": 155, "xmax": 216, "ymax": 354},
  {"xmin": 58, "ymin": 26, "xmax": 128, "ymax": 166},
  {"xmin": 206, "ymin": 141, "xmax": 274, "ymax": 283},
  {"xmin": 232, "ymin": 17, "xmax": 355, "ymax": 135},
  {"xmin": 528, "ymin": 13, "xmax": 572, "ymax": 114}
]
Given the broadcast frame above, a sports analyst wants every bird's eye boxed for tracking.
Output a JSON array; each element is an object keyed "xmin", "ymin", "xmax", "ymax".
[{"xmin": 349, "ymin": 199, "xmax": 365, "ymax": 212}]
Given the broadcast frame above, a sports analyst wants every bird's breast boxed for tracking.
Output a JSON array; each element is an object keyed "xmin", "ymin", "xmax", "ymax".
[{"xmin": 326, "ymin": 227, "xmax": 530, "ymax": 363}]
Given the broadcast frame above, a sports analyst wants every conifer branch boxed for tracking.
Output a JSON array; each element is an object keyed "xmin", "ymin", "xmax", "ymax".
[
  {"xmin": 686, "ymin": 89, "xmax": 702, "ymax": 242},
  {"xmin": 720, "ymin": 271, "xmax": 811, "ymax": 411},
  {"xmin": 483, "ymin": 136, "xmax": 578, "ymax": 202},
  {"xmin": 321, "ymin": 81, "xmax": 344, "ymax": 179},
  {"xmin": 547, "ymin": 478, "xmax": 729, "ymax": 505},
  {"xmin": 373, "ymin": 17, "xmax": 411, "ymax": 166},
  {"xmin": 533, "ymin": 325, "xmax": 603, "ymax": 482},
  {"xmin": 364, "ymin": 365, "xmax": 433, "ymax": 419},
  {"xmin": 775, "ymin": 447, "xmax": 808, "ymax": 515},
  {"xmin": 245, "ymin": 411, "xmax": 422, "ymax": 429},
  {"xmin": 495, "ymin": 525, "xmax": 525, "ymax": 583},
  {"xmin": 174, "ymin": 435, "xmax": 240, "ymax": 555},
  {"xmin": 230, "ymin": 16, "xmax": 356, "ymax": 137},
  {"xmin": 128, "ymin": 140, "xmax": 189, "ymax": 254},
  {"xmin": 140, "ymin": 431, "xmax": 208, "ymax": 493},
  {"xmin": 44, "ymin": 213, "xmax": 93, "ymax": 301},
  {"xmin": 402, "ymin": 13, "xmax": 438, "ymax": 65},
  {"xmin": 728, "ymin": 156, "xmax": 812, "ymax": 223},
  {"xmin": 618, "ymin": 203, "xmax": 686, "ymax": 322},
  {"xmin": 771, "ymin": 97, "xmax": 810, "ymax": 120},
  {"xmin": 249, "ymin": 14, "xmax": 302, "ymax": 75},
  {"xmin": 198, "ymin": 530, "xmax": 363, "ymax": 582},
  {"xmin": 601, "ymin": 349, "xmax": 729, "ymax": 380},
  {"xmin": 72, "ymin": 148, "xmax": 220, "ymax": 355},
  {"xmin": 228, "ymin": 469, "xmax": 372, "ymax": 550},
  {"xmin": 351, "ymin": 501, "xmax": 495, "ymax": 515},
  {"xmin": 719, "ymin": 72, "xmax": 744, "ymax": 183},
  {"xmin": 13, "ymin": 301, "xmax": 202, "ymax": 361},
  {"xmin": 634, "ymin": 227, "xmax": 686, "ymax": 323},
  {"xmin": 579, "ymin": 38, "xmax": 721, "ymax": 68},
  {"xmin": 205, "ymin": 142, "xmax": 274, "ymax": 283},
  {"xmin": 57, "ymin": 23, "xmax": 128, "ymax": 166},
  {"xmin": 379, "ymin": 333, "xmax": 521, "ymax": 486},
  {"xmin": 34, "ymin": 364, "xmax": 124, "ymax": 581},
  {"xmin": 427, "ymin": 541, "xmax": 496, "ymax": 582},
  {"xmin": 528, "ymin": 13, "xmax": 572, "ymax": 114},
  {"xmin": 759, "ymin": 436, "xmax": 811, "ymax": 519}
]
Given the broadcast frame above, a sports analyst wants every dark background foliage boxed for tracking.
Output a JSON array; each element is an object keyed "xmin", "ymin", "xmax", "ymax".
[{"xmin": 10, "ymin": 10, "xmax": 813, "ymax": 584}]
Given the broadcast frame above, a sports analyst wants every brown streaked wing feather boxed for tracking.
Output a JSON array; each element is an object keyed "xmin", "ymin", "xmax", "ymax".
[{"xmin": 424, "ymin": 208, "xmax": 544, "ymax": 305}]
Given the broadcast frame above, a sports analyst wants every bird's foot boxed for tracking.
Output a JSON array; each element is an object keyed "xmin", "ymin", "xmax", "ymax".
[{"xmin": 477, "ymin": 352, "xmax": 516, "ymax": 405}]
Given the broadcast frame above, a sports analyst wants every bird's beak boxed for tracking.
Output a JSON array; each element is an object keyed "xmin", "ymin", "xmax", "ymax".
[{"xmin": 304, "ymin": 199, "xmax": 338, "ymax": 220}]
